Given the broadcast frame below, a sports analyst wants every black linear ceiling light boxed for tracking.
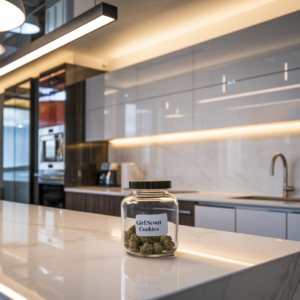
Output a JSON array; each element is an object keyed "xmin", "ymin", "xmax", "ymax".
[{"xmin": 0, "ymin": 2, "xmax": 117, "ymax": 76}]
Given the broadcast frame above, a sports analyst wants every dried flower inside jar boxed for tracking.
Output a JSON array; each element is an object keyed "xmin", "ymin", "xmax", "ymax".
[{"xmin": 123, "ymin": 225, "xmax": 175, "ymax": 256}]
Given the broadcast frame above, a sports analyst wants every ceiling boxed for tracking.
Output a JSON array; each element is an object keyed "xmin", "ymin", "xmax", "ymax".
[{"xmin": 1, "ymin": 0, "xmax": 300, "ymax": 92}]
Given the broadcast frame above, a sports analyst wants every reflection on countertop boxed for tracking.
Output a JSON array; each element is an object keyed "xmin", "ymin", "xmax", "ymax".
[
  {"xmin": 1, "ymin": 201, "xmax": 300, "ymax": 300},
  {"xmin": 64, "ymin": 186, "xmax": 300, "ymax": 210}
]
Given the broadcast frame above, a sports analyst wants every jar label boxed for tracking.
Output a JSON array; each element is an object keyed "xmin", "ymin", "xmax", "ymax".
[{"xmin": 135, "ymin": 213, "xmax": 168, "ymax": 236}]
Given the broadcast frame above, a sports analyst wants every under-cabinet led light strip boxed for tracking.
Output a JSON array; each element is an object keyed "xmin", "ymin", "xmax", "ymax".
[
  {"xmin": 0, "ymin": 283, "xmax": 27, "ymax": 300},
  {"xmin": 0, "ymin": 15, "xmax": 114, "ymax": 77},
  {"xmin": 109, "ymin": 121, "xmax": 300, "ymax": 145}
]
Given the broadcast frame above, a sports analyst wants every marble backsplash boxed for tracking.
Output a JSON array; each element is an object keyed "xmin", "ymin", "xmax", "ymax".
[{"xmin": 109, "ymin": 133, "xmax": 300, "ymax": 196}]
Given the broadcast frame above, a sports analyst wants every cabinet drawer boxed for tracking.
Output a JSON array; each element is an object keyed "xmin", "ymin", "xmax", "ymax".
[
  {"xmin": 236, "ymin": 209, "xmax": 286, "ymax": 239},
  {"xmin": 287, "ymin": 213, "xmax": 300, "ymax": 241},
  {"xmin": 195, "ymin": 205, "xmax": 235, "ymax": 232}
]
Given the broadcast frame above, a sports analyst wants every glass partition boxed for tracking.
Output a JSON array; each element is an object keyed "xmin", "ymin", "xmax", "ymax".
[{"xmin": 3, "ymin": 81, "xmax": 31, "ymax": 203}]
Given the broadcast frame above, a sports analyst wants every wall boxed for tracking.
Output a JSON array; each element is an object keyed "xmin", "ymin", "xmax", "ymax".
[
  {"xmin": 86, "ymin": 12, "xmax": 300, "ymax": 196},
  {"xmin": 109, "ymin": 132, "xmax": 300, "ymax": 196}
]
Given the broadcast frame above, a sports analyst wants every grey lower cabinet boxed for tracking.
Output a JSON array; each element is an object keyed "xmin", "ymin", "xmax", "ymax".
[
  {"xmin": 195, "ymin": 205, "xmax": 235, "ymax": 232},
  {"xmin": 194, "ymin": 205, "xmax": 298, "ymax": 241},
  {"xmin": 236, "ymin": 208, "xmax": 286, "ymax": 239},
  {"xmin": 287, "ymin": 213, "xmax": 300, "ymax": 241}
]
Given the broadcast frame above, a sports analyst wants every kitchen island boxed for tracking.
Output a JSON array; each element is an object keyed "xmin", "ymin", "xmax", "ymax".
[{"xmin": 1, "ymin": 200, "xmax": 300, "ymax": 300}]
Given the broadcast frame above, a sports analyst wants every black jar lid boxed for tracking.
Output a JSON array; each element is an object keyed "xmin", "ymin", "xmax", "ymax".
[{"xmin": 129, "ymin": 180, "xmax": 171, "ymax": 190}]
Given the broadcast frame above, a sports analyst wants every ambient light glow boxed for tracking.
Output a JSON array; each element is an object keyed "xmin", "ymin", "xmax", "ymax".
[
  {"xmin": 0, "ymin": 0, "xmax": 25, "ymax": 32},
  {"xmin": 0, "ymin": 283, "xmax": 28, "ymax": 300},
  {"xmin": 111, "ymin": 233, "xmax": 121, "ymax": 238},
  {"xmin": 177, "ymin": 249, "xmax": 254, "ymax": 267},
  {"xmin": 109, "ymin": 121, "xmax": 300, "ymax": 146},
  {"xmin": 0, "ymin": 15, "xmax": 114, "ymax": 77},
  {"xmin": 0, "ymin": 43, "xmax": 5, "ymax": 55}
]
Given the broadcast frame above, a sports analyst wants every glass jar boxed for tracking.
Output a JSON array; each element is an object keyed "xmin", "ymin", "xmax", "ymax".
[{"xmin": 121, "ymin": 180, "xmax": 178, "ymax": 257}]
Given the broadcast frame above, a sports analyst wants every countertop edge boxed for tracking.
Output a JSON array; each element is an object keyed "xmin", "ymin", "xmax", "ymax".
[{"xmin": 64, "ymin": 187, "xmax": 300, "ymax": 210}]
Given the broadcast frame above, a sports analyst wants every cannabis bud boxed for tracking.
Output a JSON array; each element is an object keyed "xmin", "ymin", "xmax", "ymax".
[
  {"xmin": 129, "ymin": 234, "xmax": 140, "ymax": 252},
  {"xmin": 153, "ymin": 243, "xmax": 163, "ymax": 254},
  {"xmin": 140, "ymin": 236, "xmax": 154, "ymax": 245},
  {"xmin": 140, "ymin": 243, "xmax": 154, "ymax": 255},
  {"xmin": 160, "ymin": 235, "xmax": 175, "ymax": 251},
  {"xmin": 123, "ymin": 225, "xmax": 175, "ymax": 256}
]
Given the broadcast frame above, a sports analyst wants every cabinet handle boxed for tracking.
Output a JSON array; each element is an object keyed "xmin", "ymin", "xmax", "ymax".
[{"xmin": 179, "ymin": 210, "xmax": 192, "ymax": 215}]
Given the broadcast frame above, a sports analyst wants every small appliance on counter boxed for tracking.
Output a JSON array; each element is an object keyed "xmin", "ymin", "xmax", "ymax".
[
  {"xmin": 120, "ymin": 162, "xmax": 140, "ymax": 189},
  {"xmin": 98, "ymin": 162, "xmax": 121, "ymax": 187}
]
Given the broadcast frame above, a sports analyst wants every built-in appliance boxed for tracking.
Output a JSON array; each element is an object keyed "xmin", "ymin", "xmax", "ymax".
[
  {"xmin": 98, "ymin": 162, "xmax": 121, "ymax": 187},
  {"xmin": 39, "ymin": 184, "xmax": 65, "ymax": 208},
  {"xmin": 38, "ymin": 125, "xmax": 65, "ymax": 172},
  {"xmin": 36, "ymin": 124, "xmax": 65, "ymax": 207},
  {"xmin": 36, "ymin": 67, "xmax": 66, "ymax": 207}
]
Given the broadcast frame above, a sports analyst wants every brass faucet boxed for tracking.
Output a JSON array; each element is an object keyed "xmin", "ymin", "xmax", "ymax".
[{"xmin": 270, "ymin": 152, "xmax": 294, "ymax": 198}]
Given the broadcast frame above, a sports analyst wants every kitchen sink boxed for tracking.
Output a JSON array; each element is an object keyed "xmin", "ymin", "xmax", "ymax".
[{"xmin": 231, "ymin": 195, "xmax": 300, "ymax": 202}]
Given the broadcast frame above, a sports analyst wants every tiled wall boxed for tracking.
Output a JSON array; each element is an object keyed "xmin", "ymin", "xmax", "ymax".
[{"xmin": 86, "ymin": 12, "xmax": 300, "ymax": 195}]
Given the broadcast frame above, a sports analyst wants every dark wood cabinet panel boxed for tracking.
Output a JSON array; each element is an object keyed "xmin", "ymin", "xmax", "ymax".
[
  {"xmin": 178, "ymin": 200, "xmax": 195, "ymax": 227},
  {"xmin": 65, "ymin": 192, "xmax": 123, "ymax": 217},
  {"xmin": 65, "ymin": 141, "xmax": 108, "ymax": 187},
  {"xmin": 65, "ymin": 193, "xmax": 196, "ymax": 226}
]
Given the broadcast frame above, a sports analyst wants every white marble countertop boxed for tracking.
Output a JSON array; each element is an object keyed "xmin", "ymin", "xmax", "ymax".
[
  {"xmin": 64, "ymin": 186, "xmax": 300, "ymax": 210},
  {"xmin": 1, "ymin": 200, "xmax": 300, "ymax": 300}
]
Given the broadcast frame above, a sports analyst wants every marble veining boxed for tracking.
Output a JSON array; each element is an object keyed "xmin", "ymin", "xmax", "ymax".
[
  {"xmin": 109, "ymin": 133, "xmax": 300, "ymax": 197},
  {"xmin": 1, "ymin": 201, "xmax": 300, "ymax": 300}
]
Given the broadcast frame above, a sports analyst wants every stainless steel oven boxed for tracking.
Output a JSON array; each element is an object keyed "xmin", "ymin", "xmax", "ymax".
[{"xmin": 37, "ymin": 125, "xmax": 65, "ymax": 185}]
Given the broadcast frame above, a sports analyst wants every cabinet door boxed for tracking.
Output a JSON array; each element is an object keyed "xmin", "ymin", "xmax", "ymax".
[
  {"xmin": 287, "ymin": 213, "xmax": 300, "ymax": 241},
  {"xmin": 86, "ymin": 74, "xmax": 105, "ymax": 110},
  {"xmin": 104, "ymin": 66, "xmax": 136, "ymax": 106},
  {"xmin": 85, "ymin": 108, "xmax": 104, "ymax": 142},
  {"xmin": 194, "ymin": 68, "xmax": 300, "ymax": 131},
  {"xmin": 195, "ymin": 205, "xmax": 235, "ymax": 232},
  {"xmin": 178, "ymin": 200, "xmax": 195, "ymax": 227},
  {"xmin": 236, "ymin": 209, "xmax": 286, "ymax": 239},
  {"xmin": 137, "ymin": 47, "xmax": 193, "ymax": 100}
]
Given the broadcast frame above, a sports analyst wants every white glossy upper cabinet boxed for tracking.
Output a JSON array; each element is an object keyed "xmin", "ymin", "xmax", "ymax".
[
  {"xmin": 137, "ymin": 91, "xmax": 193, "ymax": 136},
  {"xmin": 114, "ymin": 103, "xmax": 137, "ymax": 138},
  {"xmin": 85, "ymin": 67, "xmax": 137, "ymax": 141},
  {"xmin": 195, "ymin": 205, "xmax": 235, "ymax": 232},
  {"xmin": 194, "ymin": 68, "xmax": 300, "ymax": 130},
  {"xmin": 194, "ymin": 12, "xmax": 300, "ymax": 89},
  {"xmin": 137, "ymin": 47, "xmax": 193, "ymax": 100},
  {"xmin": 236, "ymin": 209, "xmax": 286, "ymax": 239},
  {"xmin": 86, "ymin": 108, "xmax": 104, "ymax": 141},
  {"xmin": 287, "ymin": 213, "xmax": 300, "ymax": 241},
  {"xmin": 86, "ymin": 73, "xmax": 105, "ymax": 110},
  {"xmin": 104, "ymin": 66, "xmax": 136, "ymax": 106}
]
